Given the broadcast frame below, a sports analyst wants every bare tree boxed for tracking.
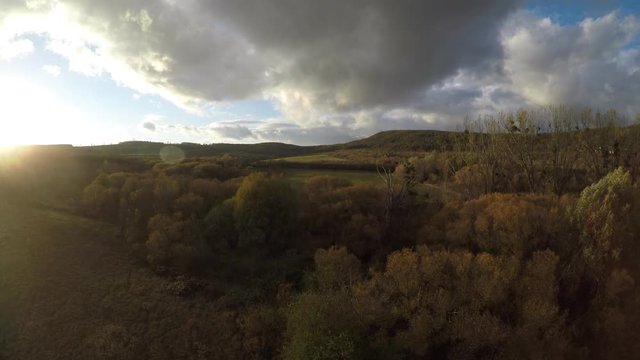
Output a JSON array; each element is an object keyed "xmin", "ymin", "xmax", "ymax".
[
  {"xmin": 460, "ymin": 116, "xmax": 504, "ymax": 194},
  {"xmin": 497, "ymin": 110, "xmax": 543, "ymax": 193},
  {"xmin": 377, "ymin": 157, "xmax": 417, "ymax": 237},
  {"xmin": 544, "ymin": 105, "xmax": 581, "ymax": 195},
  {"xmin": 577, "ymin": 108, "xmax": 622, "ymax": 183},
  {"xmin": 623, "ymin": 114, "xmax": 640, "ymax": 182}
]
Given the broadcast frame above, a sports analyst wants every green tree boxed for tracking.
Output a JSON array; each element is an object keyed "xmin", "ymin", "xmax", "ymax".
[
  {"xmin": 234, "ymin": 173, "xmax": 297, "ymax": 249},
  {"xmin": 81, "ymin": 173, "xmax": 120, "ymax": 221},
  {"xmin": 284, "ymin": 292, "xmax": 368, "ymax": 360},
  {"xmin": 204, "ymin": 198, "xmax": 238, "ymax": 249},
  {"xmin": 573, "ymin": 168, "xmax": 638, "ymax": 276},
  {"xmin": 567, "ymin": 168, "xmax": 640, "ymax": 359}
]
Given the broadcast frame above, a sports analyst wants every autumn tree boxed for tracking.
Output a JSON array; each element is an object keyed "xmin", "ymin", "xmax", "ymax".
[
  {"xmin": 152, "ymin": 175, "xmax": 181, "ymax": 214},
  {"xmin": 507, "ymin": 250, "xmax": 571, "ymax": 358},
  {"xmin": 300, "ymin": 175, "xmax": 354, "ymax": 241},
  {"xmin": 350, "ymin": 246, "xmax": 571, "ymax": 359},
  {"xmin": 309, "ymin": 246, "xmax": 362, "ymax": 292},
  {"xmin": 301, "ymin": 177, "xmax": 386, "ymax": 259},
  {"xmin": 431, "ymin": 193, "xmax": 575, "ymax": 259},
  {"xmin": 452, "ymin": 164, "xmax": 488, "ymax": 200},
  {"xmin": 145, "ymin": 213, "xmax": 209, "ymax": 273},
  {"xmin": 119, "ymin": 176, "xmax": 155, "ymax": 245},
  {"xmin": 173, "ymin": 192, "xmax": 206, "ymax": 219}
]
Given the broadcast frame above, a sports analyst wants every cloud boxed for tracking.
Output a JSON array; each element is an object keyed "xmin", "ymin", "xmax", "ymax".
[
  {"xmin": 141, "ymin": 121, "xmax": 156, "ymax": 132},
  {"xmin": 252, "ymin": 121, "xmax": 356, "ymax": 145},
  {"xmin": 42, "ymin": 64, "xmax": 61, "ymax": 76},
  {"xmin": 207, "ymin": 124, "xmax": 253, "ymax": 141},
  {"xmin": 0, "ymin": 37, "xmax": 33, "ymax": 61},
  {"xmin": 145, "ymin": 119, "xmax": 256, "ymax": 143},
  {"xmin": 2, "ymin": 1, "xmax": 640, "ymax": 145},
  {"xmin": 0, "ymin": 0, "xmax": 521, "ymax": 112},
  {"xmin": 210, "ymin": 0, "xmax": 522, "ymax": 111},
  {"xmin": 36, "ymin": 0, "xmax": 270, "ymax": 111},
  {"xmin": 501, "ymin": 11, "xmax": 640, "ymax": 114}
]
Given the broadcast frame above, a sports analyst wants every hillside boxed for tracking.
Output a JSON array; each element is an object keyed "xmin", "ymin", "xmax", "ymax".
[
  {"xmin": 65, "ymin": 129, "xmax": 459, "ymax": 169},
  {"xmin": 18, "ymin": 123, "xmax": 640, "ymax": 177},
  {"xmin": 72, "ymin": 129, "xmax": 456, "ymax": 156},
  {"xmin": 328, "ymin": 129, "xmax": 457, "ymax": 152},
  {"xmin": 75, "ymin": 141, "xmax": 321, "ymax": 160}
]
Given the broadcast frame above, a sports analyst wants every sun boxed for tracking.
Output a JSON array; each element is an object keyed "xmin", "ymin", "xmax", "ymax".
[{"xmin": 0, "ymin": 75, "xmax": 84, "ymax": 146}]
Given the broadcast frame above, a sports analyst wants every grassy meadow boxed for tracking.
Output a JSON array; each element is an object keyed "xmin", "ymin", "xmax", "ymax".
[{"xmin": 279, "ymin": 168, "xmax": 380, "ymax": 187}]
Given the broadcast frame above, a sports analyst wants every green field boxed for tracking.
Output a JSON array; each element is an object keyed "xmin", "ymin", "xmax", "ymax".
[
  {"xmin": 272, "ymin": 153, "xmax": 350, "ymax": 163},
  {"xmin": 279, "ymin": 168, "xmax": 380, "ymax": 187}
]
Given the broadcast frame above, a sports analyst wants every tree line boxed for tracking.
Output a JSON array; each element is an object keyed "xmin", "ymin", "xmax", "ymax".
[{"xmin": 77, "ymin": 107, "xmax": 640, "ymax": 359}]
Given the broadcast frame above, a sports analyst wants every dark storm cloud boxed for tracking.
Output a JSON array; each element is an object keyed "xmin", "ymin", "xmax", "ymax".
[
  {"xmin": 208, "ymin": 0, "xmax": 523, "ymax": 110},
  {"xmin": 31, "ymin": 0, "xmax": 522, "ymax": 111},
  {"xmin": 142, "ymin": 121, "xmax": 156, "ymax": 131}
]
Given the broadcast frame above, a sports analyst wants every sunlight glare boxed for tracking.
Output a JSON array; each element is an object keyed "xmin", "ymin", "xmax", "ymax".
[{"xmin": 0, "ymin": 76, "xmax": 87, "ymax": 146}]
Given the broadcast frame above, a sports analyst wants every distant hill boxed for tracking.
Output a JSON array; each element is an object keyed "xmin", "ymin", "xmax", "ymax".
[
  {"xmin": 75, "ymin": 141, "xmax": 322, "ymax": 160},
  {"xmin": 47, "ymin": 123, "xmax": 640, "ymax": 162},
  {"xmin": 31, "ymin": 130, "xmax": 457, "ymax": 160},
  {"xmin": 67, "ymin": 129, "xmax": 459, "ymax": 158},
  {"xmin": 328, "ymin": 130, "xmax": 457, "ymax": 152}
]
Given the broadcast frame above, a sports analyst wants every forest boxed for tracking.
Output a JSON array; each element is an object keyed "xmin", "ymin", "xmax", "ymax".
[{"xmin": 2, "ymin": 106, "xmax": 640, "ymax": 359}]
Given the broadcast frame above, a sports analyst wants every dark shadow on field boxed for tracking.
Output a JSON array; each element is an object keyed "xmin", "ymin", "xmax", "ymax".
[{"xmin": 0, "ymin": 200, "xmax": 230, "ymax": 359}]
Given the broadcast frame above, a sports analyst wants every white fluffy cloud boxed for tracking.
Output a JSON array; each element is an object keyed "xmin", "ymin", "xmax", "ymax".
[
  {"xmin": 42, "ymin": 64, "xmax": 61, "ymax": 76},
  {"xmin": 0, "ymin": 38, "xmax": 33, "ymax": 61},
  {"xmin": 502, "ymin": 11, "xmax": 640, "ymax": 115}
]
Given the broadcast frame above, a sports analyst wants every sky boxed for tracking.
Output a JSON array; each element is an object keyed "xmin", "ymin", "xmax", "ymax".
[{"xmin": 0, "ymin": 0, "xmax": 639, "ymax": 146}]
